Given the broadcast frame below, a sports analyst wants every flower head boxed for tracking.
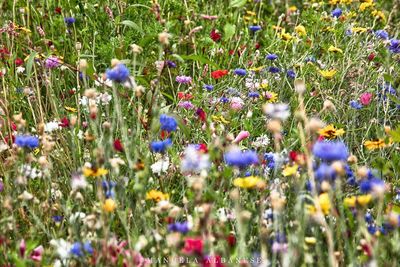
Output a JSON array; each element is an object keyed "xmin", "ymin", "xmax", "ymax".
[
  {"xmin": 160, "ymin": 114, "xmax": 178, "ymax": 132},
  {"xmin": 313, "ymin": 141, "xmax": 349, "ymax": 161},
  {"xmin": 318, "ymin": 124, "xmax": 345, "ymax": 139},
  {"xmin": 150, "ymin": 139, "xmax": 172, "ymax": 153},
  {"xmin": 233, "ymin": 176, "xmax": 263, "ymax": 189},
  {"xmin": 224, "ymin": 147, "xmax": 259, "ymax": 168},
  {"xmin": 15, "ymin": 135, "xmax": 39, "ymax": 149},
  {"xmin": 106, "ymin": 64, "xmax": 130, "ymax": 83}
]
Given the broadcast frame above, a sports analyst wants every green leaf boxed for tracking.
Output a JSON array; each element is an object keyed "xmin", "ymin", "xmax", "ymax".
[
  {"xmin": 26, "ymin": 52, "xmax": 37, "ymax": 80},
  {"xmin": 389, "ymin": 125, "xmax": 400, "ymax": 143},
  {"xmin": 224, "ymin": 24, "xmax": 236, "ymax": 40},
  {"xmin": 230, "ymin": 0, "xmax": 247, "ymax": 8},
  {"xmin": 171, "ymin": 54, "xmax": 184, "ymax": 63},
  {"xmin": 383, "ymin": 73, "xmax": 393, "ymax": 83},
  {"xmin": 120, "ymin": 20, "xmax": 144, "ymax": 34},
  {"xmin": 180, "ymin": 54, "xmax": 219, "ymax": 68}
]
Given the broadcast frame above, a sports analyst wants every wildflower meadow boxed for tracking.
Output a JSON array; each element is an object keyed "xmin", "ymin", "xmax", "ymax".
[{"xmin": 1, "ymin": 0, "xmax": 400, "ymax": 266}]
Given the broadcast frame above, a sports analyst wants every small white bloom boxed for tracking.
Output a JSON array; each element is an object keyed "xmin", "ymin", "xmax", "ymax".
[{"xmin": 151, "ymin": 157, "xmax": 169, "ymax": 174}]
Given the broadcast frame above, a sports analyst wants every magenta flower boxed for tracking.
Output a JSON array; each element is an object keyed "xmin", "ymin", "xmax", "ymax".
[
  {"xmin": 30, "ymin": 245, "xmax": 44, "ymax": 262},
  {"xmin": 19, "ymin": 239, "xmax": 26, "ymax": 258},
  {"xmin": 45, "ymin": 56, "xmax": 60, "ymax": 69},
  {"xmin": 360, "ymin": 92, "xmax": 373, "ymax": 106},
  {"xmin": 176, "ymin": 75, "xmax": 192, "ymax": 84}
]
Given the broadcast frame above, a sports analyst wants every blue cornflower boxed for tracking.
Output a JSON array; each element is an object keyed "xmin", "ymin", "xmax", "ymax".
[
  {"xmin": 249, "ymin": 25, "xmax": 262, "ymax": 32},
  {"xmin": 286, "ymin": 69, "xmax": 296, "ymax": 79},
  {"xmin": 264, "ymin": 153, "xmax": 275, "ymax": 169},
  {"xmin": 234, "ymin": 68, "xmax": 247, "ymax": 76},
  {"xmin": 204, "ymin": 84, "xmax": 214, "ymax": 91},
  {"xmin": 268, "ymin": 66, "xmax": 280, "ymax": 73},
  {"xmin": 312, "ymin": 141, "xmax": 349, "ymax": 161},
  {"xmin": 106, "ymin": 64, "xmax": 130, "ymax": 83},
  {"xmin": 248, "ymin": 91, "xmax": 260, "ymax": 98},
  {"xmin": 266, "ymin": 54, "xmax": 278, "ymax": 60},
  {"xmin": 367, "ymin": 225, "xmax": 377, "ymax": 235},
  {"xmin": 345, "ymin": 29, "xmax": 353, "ymax": 36},
  {"xmin": 150, "ymin": 139, "xmax": 172, "ymax": 153},
  {"xmin": 52, "ymin": 215, "xmax": 63, "ymax": 223},
  {"xmin": 315, "ymin": 163, "xmax": 336, "ymax": 182},
  {"xmin": 388, "ymin": 39, "xmax": 400, "ymax": 54},
  {"xmin": 359, "ymin": 178, "xmax": 385, "ymax": 194},
  {"xmin": 350, "ymin": 100, "xmax": 363, "ymax": 109},
  {"xmin": 168, "ymin": 221, "xmax": 190, "ymax": 234},
  {"xmin": 375, "ymin": 30, "xmax": 389, "ymax": 40},
  {"xmin": 70, "ymin": 242, "xmax": 84, "ymax": 257},
  {"xmin": 83, "ymin": 241, "xmax": 94, "ymax": 255},
  {"xmin": 224, "ymin": 149, "xmax": 259, "ymax": 168},
  {"xmin": 220, "ymin": 97, "xmax": 229, "ymax": 103},
  {"xmin": 160, "ymin": 114, "xmax": 178, "ymax": 132},
  {"xmin": 331, "ymin": 8, "xmax": 342, "ymax": 18},
  {"xmin": 304, "ymin": 56, "xmax": 316, "ymax": 63},
  {"xmin": 102, "ymin": 180, "xmax": 116, "ymax": 199},
  {"xmin": 365, "ymin": 212, "xmax": 374, "ymax": 224},
  {"xmin": 15, "ymin": 135, "xmax": 39, "ymax": 149},
  {"xmin": 64, "ymin": 17, "xmax": 76, "ymax": 25}
]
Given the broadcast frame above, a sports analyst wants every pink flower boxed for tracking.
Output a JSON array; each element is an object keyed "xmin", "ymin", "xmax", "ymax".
[
  {"xmin": 232, "ymin": 131, "xmax": 250, "ymax": 144},
  {"xmin": 360, "ymin": 92, "xmax": 373, "ymax": 106},
  {"xmin": 182, "ymin": 238, "xmax": 203, "ymax": 255},
  {"xmin": 230, "ymin": 97, "xmax": 244, "ymax": 111},
  {"xmin": 30, "ymin": 245, "xmax": 44, "ymax": 262}
]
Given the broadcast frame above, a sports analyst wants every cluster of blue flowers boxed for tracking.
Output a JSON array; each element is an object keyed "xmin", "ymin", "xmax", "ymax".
[
  {"xmin": 150, "ymin": 138, "xmax": 172, "ymax": 153},
  {"xmin": 160, "ymin": 114, "xmax": 178, "ymax": 132},
  {"xmin": 15, "ymin": 135, "xmax": 39, "ymax": 149},
  {"xmin": 106, "ymin": 64, "xmax": 130, "ymax": 83},
  {"xmin": 224, "ymin": 149, "xmax": 259, "ymax": 168},
  {"xmin": 70, "ymin": 241, "xmax": 93, "ymax": 257},
  {"xmin": 312, "ymin": 141, "xmax": 349, "ymax": 161}
]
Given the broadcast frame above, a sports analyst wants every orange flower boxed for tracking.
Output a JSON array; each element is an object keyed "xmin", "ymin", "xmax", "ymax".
[{"xmin": 211, "ymin": 70, "xmax": 228, "ymax": 79}]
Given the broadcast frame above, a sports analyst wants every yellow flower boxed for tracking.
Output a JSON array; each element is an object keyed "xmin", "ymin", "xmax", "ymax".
[
  {"xmin": 246, "ymin": 11, "xmax": 257, "ymax": 16},
  {"xmin": 260, "ymin": 82, "xmax": 268, "ymax": 89},
  {"xmin": 306, "ymin": 204, "xmax": 317, "ymax": 214},
  {"xmin": 364, "ymin": 139, "xmax": 390, "ymax": 150},
  {"xmin": 328, "ymin": 45, "xmax": 343, "ymax": 54},
  {"xmin": 83, "ymin": 167, "xmax": 108, "ymax": 177},
  {"xmin": 233, "ymin": 176, "xmax": 263, "ymax": 189},
  {"xmin": 305, "ymin": 237, "xmax": 317, "ymax": 245},
  {"xmin": 146, "ymin": 190, "xmax": 169, "ymax": 202},
  {"xmin": 295, "ymin": 25, "xmax": 307, "ymax": 36},
  {"xmin": 282, "ymin": 164, "xmax": 298, "ymax": 177},
  {"xmin": 280, "ymin": 30, "xmax": 293, "ymax": 41},
  {"xmin": 288, "ymin": 6, "xmax": 297, "ymax": 12},
  {"xmin": 329, "ymin": 0, "xmax": 339, "ymax": 4},
  {"xmin": 318, "ymin": 193, "xmax": 331, "ymax": 215},
  {"xmin": 323, "ymin": 27, "xmax": 335, "ymax": 32},
  {"xmin": 211, "ymin": 115, "xmax": 230, "ymax": 124},
  {"xmin": 64, "ymin": 106, "xmax": 77, "ymax": 113},
  {"xmin": 357, "ymin": 194, "xmax": 372, "ymax": 206},
  {"xmin": 352, "ymin": 27, "xmax": 368, "ymax": 33},
  {"xmin": 344, "ymin": 196, "xmax": 357, "ymax": 208},
  {"xmin": 318, "ymin": 125, "xmax": 345, "ymax": 139},
  {"xmin": 340, "ymin": 0, "xmax": 353, "ymax": 4},
  {"xmin": 103, "ymin": 199, "xmax": 116, "ymax": 212},
  {"xmin": 371, "ymin": 10, "xmax": 385, "ymax": 20},
  {"xmin": 249, "ymin": 65, "xmax": 265, "ymax": 72},
  {"xmin": 263, "ymin": 91, "xmax": 278, "ymax": 103},
  {"xmin": 359, "ymin": 2, "xmax": 374, "ymax": 11},
  {"xmin": 319, "ymin": 69, "xmax": 337, "ymax": 79}
]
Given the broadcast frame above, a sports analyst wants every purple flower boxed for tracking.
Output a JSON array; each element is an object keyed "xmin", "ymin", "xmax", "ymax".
[
  {"xmin": 64, "ymin": 17, "xmax": 76, "ymax": 25},
  {"xmin": 233, "ymin": 68, "xmax": 247, "ymax": 76},
  {"xmin": 248, "ymin": 91, "xmax": 260, "ymax": 98},
  {"xmin": 45, "ymin": 56, "xmax": 60, "ymax": 69},
  {"xmin": 150, "ymin": 139, "xmax": 172, "ymax": 153},
  {"xmin": 106, "ymin": 64, "xmax": 130, "ymax": 83},
  {"xmin": 349, "ymin": 100, "xmax": 362, "ymax": 109},
  {"xmin": 286, "ymin": 69, "xmax": 296, "ymax": 79},
  {"xmin": 168, "ymin": 221, "xmax": 190, "ymax": 234},
  {"xmin": 178, "ymin": 101, "xmax": 194, "ymax": 109},
  {"xmin": 204, "ymin": 84, "xmax": 214, "ymax": 91},
  {"xmin": 388, "ymin": 39, "xmax": 400, "ymax": 54},
  {"xmin": 375, "ymin": 30, "xmax": 389, "ymax": 40},
  {"xmin": 249, "ymin": 25, "xmax": 262, "ymax": 32},
  {"xmin": 167, "ymin": 60, "xmax": 177, "ymax": 68},
  {"xmin": 331, "ymin": 8, "xmax": 342, "ymax": 18},
  {"xmin": 268, "ymin": 66, "xmax": 280, "ymax": 73},
  {"xmin": 266, "ymin": 54, "xmax": 278, "ymax": 60},
  {"xmin": 176, "ymin": 75, "xmax": 192, "ymax": 84}
]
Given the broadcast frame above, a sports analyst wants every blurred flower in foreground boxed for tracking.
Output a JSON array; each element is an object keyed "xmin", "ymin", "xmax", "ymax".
[
  {"xmin": 181, "ymin": 145, "xmax": 210, "ymax": 173},
  {"xmin": 224, "ymin": 147, "xmax": 259, "ymax": 168},
  {"xmin": 15, "ymin": 135, "xmax": 39, "ymax": 148},
  {"xmin": 106, "ymin": 64, "xmax": 130, "ymax": 83},
  {"xmin": 313, "ymin": 141, "xmax": 349, "ymax": 161}
]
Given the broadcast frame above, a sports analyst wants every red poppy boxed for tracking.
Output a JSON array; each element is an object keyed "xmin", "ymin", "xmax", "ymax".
[
  {"xmin": 113, "ymin": 139, "xmax": 124, "ymax": 152},
  {"xmin": 226, "ymin": 233, "xmax": 236, "ymax": 247},
  {"xmin": 289, "ymin": 151, "xmax": 299, "ymax": 162},
  {"xmin": 210, "ymin": 29, "xmax": 221, "ymax": 42},
  {"xmin": 211, "ymin": 69, "xmax": 228, "ymax": 79},
  {"xmin": 55, "ymin": 7, "xmax": 62, "ymax": 14},
  {"xmin": 197, "ymin": 143, "xmax": 208, "ymax": 153},
  {"xmin": 177, "ymin": 92, "xmax": 193, "ymax": 100}
]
